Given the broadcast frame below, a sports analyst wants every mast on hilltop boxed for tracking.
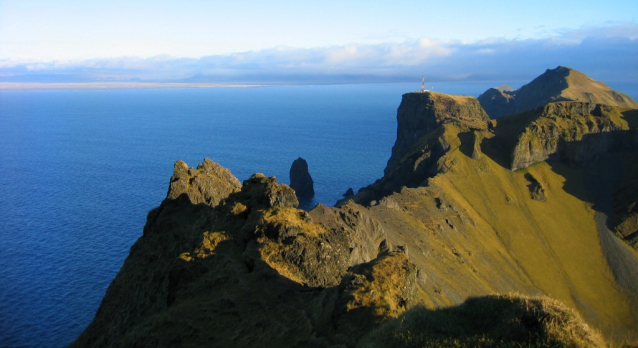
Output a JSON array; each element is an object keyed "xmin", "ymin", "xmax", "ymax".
[{"xmin": 421, "ymin": 75, "xmax": 425, "ymax": 92}]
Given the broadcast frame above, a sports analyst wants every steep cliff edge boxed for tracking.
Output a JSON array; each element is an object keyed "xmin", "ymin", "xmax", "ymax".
[
  {"xmin": 385, "ymin": 92, "xmax": 490, "ymax": 177},
  {"xmin": 478, "ymin": 66, "xmax": 638, "ymax": 119},
  {"xmin": 72, "ymin": 81, "xmax": 638, "ymax": 346}
]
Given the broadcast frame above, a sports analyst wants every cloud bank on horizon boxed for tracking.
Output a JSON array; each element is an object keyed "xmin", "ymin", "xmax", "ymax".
[
  {"xmin": 0, "ymin": 0, "xmax": 636, "ymax": 86},
  {"xmin": 2, "ymin": 23, "xmax": 637, "ymax": 86}
]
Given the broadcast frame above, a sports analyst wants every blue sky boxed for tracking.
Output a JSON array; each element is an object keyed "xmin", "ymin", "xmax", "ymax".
[{"xmin": 0, "ymin": 0, "xmax": 637, "ymax": 84}]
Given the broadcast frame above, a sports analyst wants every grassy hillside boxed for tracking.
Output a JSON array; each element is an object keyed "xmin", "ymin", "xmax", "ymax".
[
  {"xmin": 361, "ymin": 123, "xmax": 638, "ymax": 341},
  {"xmin": 72, "ymin": 88, "xmax": 638, "ymax": 347}
]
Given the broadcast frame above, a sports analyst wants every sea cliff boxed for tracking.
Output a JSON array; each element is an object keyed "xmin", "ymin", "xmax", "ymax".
[{"xmin": 71, "ymin": 69, "xmax": 638, "ymax": 347}]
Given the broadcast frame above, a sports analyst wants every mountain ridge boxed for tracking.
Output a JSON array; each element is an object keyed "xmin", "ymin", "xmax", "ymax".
[
  {"xmin": 478, "ymin": 66, "xmax": 638, "ymax": 119},
  {"xmin": 70, "ymin": 68, "xmax": 638, "ymax": 347}
]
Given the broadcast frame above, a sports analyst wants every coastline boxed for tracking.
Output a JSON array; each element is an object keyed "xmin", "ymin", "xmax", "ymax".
[{"xmin": 0, "ymin": 82, "xmax": 265, "ymax": 90}]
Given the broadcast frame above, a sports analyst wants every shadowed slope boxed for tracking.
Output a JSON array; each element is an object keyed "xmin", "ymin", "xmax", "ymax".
[{"xmin": 359, "ymin": 294, "xmax": 606, "ymax": 348}]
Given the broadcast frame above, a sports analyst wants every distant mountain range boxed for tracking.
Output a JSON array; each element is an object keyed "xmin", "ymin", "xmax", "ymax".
[{"xmin": 70, "ymin": 67, "xmax": 638, "ymax": 347}]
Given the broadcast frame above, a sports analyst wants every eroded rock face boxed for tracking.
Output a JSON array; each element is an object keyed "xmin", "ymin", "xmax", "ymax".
[
  {"xmin": 166, "ymin": 158, "xmax": 241, "ymax": 207},
  {"xmin": 498, "ymin": 102, "xmax": 636, "ymax": 171},
  {"xmin": 385, "ymin": 92, "xmax": 490, "ymax": 176},
  {"xmin": 345, "ymin": 91, "xmax": 491, "ymax": 202},
  {"xmin": 612, "ymin": 178, "xmax": 638, "ymax": 250},
  {"xmin": 289, "ymin": 157, "xmax": 315, "ymax": 198}
]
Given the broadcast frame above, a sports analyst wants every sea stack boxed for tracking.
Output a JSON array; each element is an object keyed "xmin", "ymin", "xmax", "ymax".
[{"xmin": 289, "ymin": 157, "xmax": 314, "ymax": 198}]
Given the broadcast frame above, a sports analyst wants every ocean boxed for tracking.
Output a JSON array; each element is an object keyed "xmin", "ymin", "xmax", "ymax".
[{"xmin": 1, "ymin": 81, "xmax": 636, "ymax": 347}]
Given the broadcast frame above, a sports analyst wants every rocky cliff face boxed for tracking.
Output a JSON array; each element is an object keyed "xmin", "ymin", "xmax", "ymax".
[
  {"xmin": 491, "ymin": 102, "xmax": 638, "ymax": 171},
  {"xmin": 289, "ymin": 157, "xmax": 315, "ymax": 198},
  {"xmin": 385, "ymin": 92, "xmax": 489, "ymax": 176},
  {"xmin": 478, "ymin": 66, "xmax": 638, "ymax": 119},
  {"xmin": 72, "ymin": 73, "xmax": 638, "ymax": 347}
]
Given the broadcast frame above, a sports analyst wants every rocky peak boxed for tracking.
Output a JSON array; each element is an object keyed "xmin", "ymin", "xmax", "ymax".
[
  {"xmin": 237, "ymin": 173, "xmax": 299, "ymax": 209},
  {"xmin": 479, "ymin": 66, "xmax": 638, "ymax": 119},
  {"xmin": 166, "ymin": 158, "xmax": 241, "ymax": 207}
]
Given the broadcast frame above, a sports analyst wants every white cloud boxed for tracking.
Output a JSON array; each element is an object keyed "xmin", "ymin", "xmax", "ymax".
[{"xmin": 1, "ymin": 23, "xmax": 636, "ymax": 85}]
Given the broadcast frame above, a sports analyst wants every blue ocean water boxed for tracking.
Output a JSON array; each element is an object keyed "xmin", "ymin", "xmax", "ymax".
[{"xmin": 1, "ymin": 81, "xmax": 636, "ymax": 348}]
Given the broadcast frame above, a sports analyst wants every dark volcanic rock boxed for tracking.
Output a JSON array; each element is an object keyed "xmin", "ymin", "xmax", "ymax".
[
  {"xmin": 70, "ymin": 159, "xmax": 416, "ymax": 348},
  {"xmin": 289, "ymin": 157, "xmax": 315, "ymax": 198},
  {"xmin": 477, "ymin": 87, "xmax": 516, "ymax": 119},
  {"xmin": 493, "ymin": 102, "xmax": 637, "ymax": 171},
  {"xmin": 346, "ymin": 91, "xmax": 490, "ymax": 202},
  {"xmin": 525, "ymin": 173, "xmax": 547, "ymax": 202},
  {"xmin": 385, "ymin": 91, "xmax": 490, "ymax": 176},
  {"xmin": 343, "ymin": 188, "xmax": 355, "ymax": 197}
]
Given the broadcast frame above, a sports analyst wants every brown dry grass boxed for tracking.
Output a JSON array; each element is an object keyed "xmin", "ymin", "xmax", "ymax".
[
  {"xmin": 260, "ymin": 207, "xmax": 326, "ymax": 238},
  {"xmin": 179, "ymin": 231, "xmax": 229, "ymax": 261},
  {"xmin": 346, "ymin": 252, "xmax": 413, "ymax": 318}
]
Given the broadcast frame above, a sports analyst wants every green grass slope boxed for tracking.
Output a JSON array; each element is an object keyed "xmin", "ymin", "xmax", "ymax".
[{"xmin": 354, "ymin": 113, "xmax": 638, "ymax": 342}]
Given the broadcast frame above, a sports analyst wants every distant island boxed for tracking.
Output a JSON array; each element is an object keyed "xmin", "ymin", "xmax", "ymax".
[{"xmin": 70, "ymin": 67, "xmax": 638, "ymax": 347}]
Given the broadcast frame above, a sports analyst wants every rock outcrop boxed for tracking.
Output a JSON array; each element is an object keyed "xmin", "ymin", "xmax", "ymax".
[
  {"xmin": 492, "ymin": 102, "xmax": 638, "ymax": 170},
  {"xmin": 289, "ymin": 157, "xmax": 315, "ymax": 198},
  {"xmin": 71, "ymin": 159, "xmax": 418, "ymax": 348},
  {"xmin": 166, "ymin": 158, "xmax": 241, "ymax": 206},
  {"xmin": 478, "ymin": 66, "xmax": 638, "ymax": 119},
  {"xmin": 385, "ymin": 92, "xmax": 490, "ymax": 176}
]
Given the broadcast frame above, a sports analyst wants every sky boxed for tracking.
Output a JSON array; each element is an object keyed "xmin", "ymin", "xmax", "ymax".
[{"xmin": 0, "ymin": 0, "xmax": 637, "ymax": 85}]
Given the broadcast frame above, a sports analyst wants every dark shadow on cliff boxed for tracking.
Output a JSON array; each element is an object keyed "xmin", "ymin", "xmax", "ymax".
[
  {"xmin": 478, "ymin": 108, "xmax": 548, "ymax": 171},
  {"xmin": 457, "ymin": 131, "xmax": 475, "ymax": 159},
  {"xmin": 359, "ymin": 294, "xmax": 607, "ymax": 347},
  {"xmin": 545, "ymin": 142, "xmax": 638, "ymax": 309},
  {"xmin": 480, "ymin": 134, "xmax": 512, "ymax": 170},
  {"xmin": 544, "ymin": 132, "xmax": 636, "ymax": 222}
]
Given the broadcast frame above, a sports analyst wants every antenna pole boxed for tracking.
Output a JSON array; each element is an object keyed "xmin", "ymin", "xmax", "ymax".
[{"xmin": 421, "ymin": 75, "xmax": 425, "ymax": 92}]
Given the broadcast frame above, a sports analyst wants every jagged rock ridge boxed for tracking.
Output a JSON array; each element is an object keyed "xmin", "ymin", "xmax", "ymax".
[
  {"xmin": 478, "ymin": 66, "xmax": 638, "ymax": 119},
  {"xmin": 70, "ymin": 160, "xmax": 420, "ymax": 347}
]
